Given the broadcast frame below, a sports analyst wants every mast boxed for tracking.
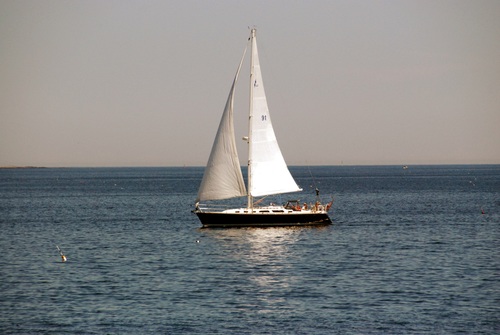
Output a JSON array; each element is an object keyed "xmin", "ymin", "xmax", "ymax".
[{"xmin": 247, "ymin": 28, "xmax": 256, "ymax": 210}]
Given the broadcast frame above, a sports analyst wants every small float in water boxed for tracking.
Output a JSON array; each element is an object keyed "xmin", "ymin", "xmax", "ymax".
[{"xmin": 56, "ymin": 245, "xmax": 67, "ymax": 262}]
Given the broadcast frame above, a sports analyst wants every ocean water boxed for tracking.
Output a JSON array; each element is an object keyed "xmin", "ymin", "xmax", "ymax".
[{"xmin": 0, "ymin": 165, "xmax": 498, "ymax": 334}]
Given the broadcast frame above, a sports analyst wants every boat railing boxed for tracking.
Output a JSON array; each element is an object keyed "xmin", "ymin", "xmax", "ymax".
[{"xmin": 195, "ymin": 203, "xmax": 234, "ymax": 212}]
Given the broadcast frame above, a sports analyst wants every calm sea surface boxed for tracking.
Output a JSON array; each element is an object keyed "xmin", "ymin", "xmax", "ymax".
[{"xmin": 0, "ymin": 165, "xmax": 499, "ymax": 334}]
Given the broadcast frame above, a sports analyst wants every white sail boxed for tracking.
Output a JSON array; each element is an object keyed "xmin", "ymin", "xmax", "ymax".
[
  {"xmin": 196, "ymin": 47, "xmax": 247, "ymax": 202},
  {"xmin": 248, "ymin": 29, "xmax": 302, "ymax": 197}
]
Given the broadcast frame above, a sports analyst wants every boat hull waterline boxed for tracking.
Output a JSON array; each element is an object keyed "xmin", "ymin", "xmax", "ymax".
[{"xmin": 196, "ymin": 211, "xmax": 331, "ymax": 228}]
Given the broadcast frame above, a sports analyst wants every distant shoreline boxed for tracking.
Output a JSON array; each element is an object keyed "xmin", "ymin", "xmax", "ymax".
[{"xmin": 0, "ymin": 166, "xmax": 47, "ymax": 169}]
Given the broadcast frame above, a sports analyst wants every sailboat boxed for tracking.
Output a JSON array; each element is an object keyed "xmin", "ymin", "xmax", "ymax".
[{"xmin": 193, "ymin": 29, "xmax": 332, "ymax": 228}]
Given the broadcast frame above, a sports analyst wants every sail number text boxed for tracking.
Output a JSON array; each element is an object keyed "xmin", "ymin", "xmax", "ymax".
[{"xmin": 261, "ymin": 115, "xmax": 267, "ymax": 121}]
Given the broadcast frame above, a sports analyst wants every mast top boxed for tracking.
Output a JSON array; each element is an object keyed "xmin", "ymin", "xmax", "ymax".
[{"xmin": 250, "ymin": 27, "xmax": 256, "ymax": 37}]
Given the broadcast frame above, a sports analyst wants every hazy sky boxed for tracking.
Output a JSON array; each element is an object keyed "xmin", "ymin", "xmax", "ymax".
[{"xmin": 1, "ymin": 0, "xmax": 499, "ymax": 167}]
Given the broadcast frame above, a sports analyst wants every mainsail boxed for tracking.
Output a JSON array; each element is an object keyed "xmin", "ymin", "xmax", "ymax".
[
  {"xmin": 196, "ymin": 47, "xmax": 248, "ymax": 202},
  {"xmin": 248, "ymin": 29, "xmax": 302, "ymax": 197}
]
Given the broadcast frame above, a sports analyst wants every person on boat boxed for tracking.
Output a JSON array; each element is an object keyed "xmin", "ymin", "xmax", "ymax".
[{"xmin": 303, "ymin": 203, "xmax": 308, "ymax": 210}]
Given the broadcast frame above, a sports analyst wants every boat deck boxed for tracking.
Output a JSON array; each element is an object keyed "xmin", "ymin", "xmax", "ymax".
[{"xmin": 222, "ymin": 206, "xmax": 324, "ymax": 215}]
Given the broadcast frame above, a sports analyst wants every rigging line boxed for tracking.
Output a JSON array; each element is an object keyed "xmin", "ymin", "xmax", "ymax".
[
  {"xmin": 307, "ymin": 164, "xmax": 318, "ymax": 189},
  {"xmin": 307, "ymin": 164, "xmax": 322, "ymax": 202},
  {"xmin": 253, "ymin": 195, "xmax": 269, "ymax": 206}
]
